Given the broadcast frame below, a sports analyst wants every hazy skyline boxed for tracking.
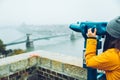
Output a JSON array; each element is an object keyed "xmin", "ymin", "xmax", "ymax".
[{"xmin": 0, "ymin": 0, "xmax": 120, "ymax": 26}]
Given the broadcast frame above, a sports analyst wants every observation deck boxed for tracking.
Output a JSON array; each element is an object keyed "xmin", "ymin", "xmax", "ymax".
[{"xmin": 0, "ymin": 50, "xmax": 87, "ymax": 80}]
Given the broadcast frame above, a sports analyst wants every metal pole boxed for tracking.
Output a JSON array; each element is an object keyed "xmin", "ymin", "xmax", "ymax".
[{"xmin": 83, "ymin": 40, "xmax": 97, "ymax": 80}]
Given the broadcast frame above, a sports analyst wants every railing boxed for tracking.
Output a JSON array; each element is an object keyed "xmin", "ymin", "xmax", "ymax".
[{"xmin": 0, "ymin": 50, "xmax": 87, "ymax": 80}]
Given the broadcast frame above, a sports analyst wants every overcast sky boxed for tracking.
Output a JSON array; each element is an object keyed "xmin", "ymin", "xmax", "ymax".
[{"xmin": 0, "ymin": 0, "xmax": 120, "ymax": 26}]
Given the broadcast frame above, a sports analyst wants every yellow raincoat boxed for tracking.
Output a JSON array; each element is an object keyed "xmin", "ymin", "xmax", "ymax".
[{"xmin": 85, "ymin": 38, "xmax": 120, "ymax": 80}]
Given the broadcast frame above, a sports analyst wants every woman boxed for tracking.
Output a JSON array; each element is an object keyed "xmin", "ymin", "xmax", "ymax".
[{"xmin": 85, "ymin": 16, "xmax": 120, "ymax": 80}]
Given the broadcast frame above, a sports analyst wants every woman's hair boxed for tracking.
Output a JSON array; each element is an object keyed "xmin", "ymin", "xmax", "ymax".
[
  {"xmin": 103, "ymin": 32, "xmax": 120, "ymax": 52},
  {"xmin": 103, "ymin": 16, "xmax": 120, "ymax": 52}
]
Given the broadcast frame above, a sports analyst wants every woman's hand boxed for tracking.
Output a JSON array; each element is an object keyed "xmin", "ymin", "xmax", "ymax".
[{"xmin": 87, "ymin": 28, "xmax": 97, "ymax": 38}]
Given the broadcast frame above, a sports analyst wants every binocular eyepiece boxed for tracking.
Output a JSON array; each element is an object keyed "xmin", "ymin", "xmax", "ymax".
[{"xmin": 69, "ymin": 21, "xmax": 107, "ymax": 38}]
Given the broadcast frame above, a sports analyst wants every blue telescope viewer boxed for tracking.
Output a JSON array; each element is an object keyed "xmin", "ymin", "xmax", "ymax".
[
  {"xmin": 69, "ymin": 21, "xmax": 107, "ymax": 80},
  {"xmin": 69, "ymin": 21, "xmax": 107, "ymax": 39}
]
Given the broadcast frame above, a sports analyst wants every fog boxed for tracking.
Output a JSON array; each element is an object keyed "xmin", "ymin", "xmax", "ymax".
[{"xmin": 0, "ymin": 0, "xmax": 119, "ymax": 26}]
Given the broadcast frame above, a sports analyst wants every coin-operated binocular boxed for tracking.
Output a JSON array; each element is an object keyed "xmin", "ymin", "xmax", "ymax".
[
  {"xmin": 69, "ymin": 21, "xmax": 107, "ymax": 38},
  {"xmin": 69, "ymin": 21, "xmax": 107, "ymax": 80},
  {"xmin": 69, "ymin": 21, "xmax": 107, "ymax": 49}
]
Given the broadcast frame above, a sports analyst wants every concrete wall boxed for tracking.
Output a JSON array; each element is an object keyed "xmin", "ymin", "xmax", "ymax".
[{"xmin": 0, "ymin": 50, "xmax": 87, "ymax": 80}]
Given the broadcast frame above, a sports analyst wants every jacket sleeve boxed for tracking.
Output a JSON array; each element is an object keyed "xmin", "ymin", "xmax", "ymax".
[{"xmin": 85, "ymin": 39, "xmax": 118, "ymax": 71}]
